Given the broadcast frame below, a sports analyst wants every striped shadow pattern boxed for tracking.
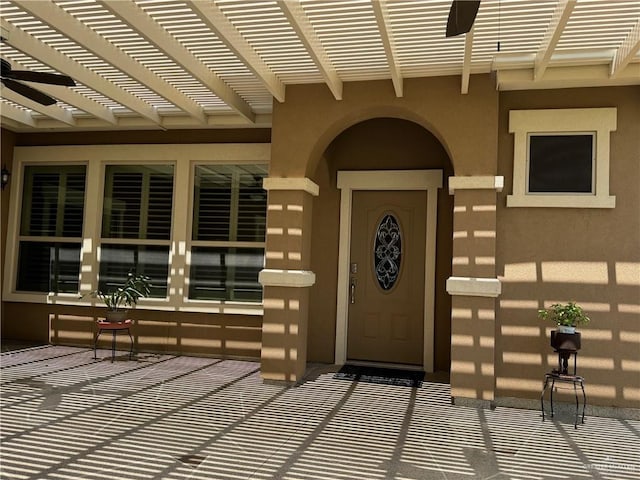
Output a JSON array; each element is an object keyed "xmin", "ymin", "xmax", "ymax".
[{"xmin": 1, "ymin": 346, "xmax": 639, "ymax": 479}]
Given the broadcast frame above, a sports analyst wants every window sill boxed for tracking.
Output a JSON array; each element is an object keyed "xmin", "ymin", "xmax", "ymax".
[
  {"xmin": 506, "ymin": 194, "xmax": 616, "ymax": 209},
  {"xmin": 1, "ymin": 292, "xmax": 264, "ymax": 316}
]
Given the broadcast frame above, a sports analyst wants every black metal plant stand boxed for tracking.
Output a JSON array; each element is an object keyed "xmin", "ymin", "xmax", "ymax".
[{"xmin": 540, "ymin": 332, "xmax": 586, "ymax": 429}]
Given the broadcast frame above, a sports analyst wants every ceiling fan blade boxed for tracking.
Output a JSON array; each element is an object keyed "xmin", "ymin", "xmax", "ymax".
[
  {"xmin": 2, "ymin": 78, "xmax": 57, "ymax": 106},
  {"xmin": 446, "ymin": 0, "xmax": 481, "ymax": 37},
  {"xmin": 6, "ymin": 69, "xmax": 76, "ymax": 86},
  {"xmin": 1, "ymin": 58, "xmax": 11, "ymax": 77}
]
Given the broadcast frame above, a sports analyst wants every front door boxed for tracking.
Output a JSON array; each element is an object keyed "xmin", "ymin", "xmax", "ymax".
[{"xmin": 347, "ymin": 190, "xmax": 426, "ymax": 365}]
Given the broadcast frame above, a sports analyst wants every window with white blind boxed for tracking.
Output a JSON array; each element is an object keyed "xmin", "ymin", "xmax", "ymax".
[
  {"xmin": 189, "ymin": 164, "xmax": 267, "ymax": 302},
  {"xmin": 6, "ymin": 144, "xmax": 271, "ymax": 313},
  {"xmin": 16, "ymin": 165, "xmax": 86, "ymax": 293},
  {"xmin": 100, "ymin": 165, "xmax": 173, "ymax": 298}
]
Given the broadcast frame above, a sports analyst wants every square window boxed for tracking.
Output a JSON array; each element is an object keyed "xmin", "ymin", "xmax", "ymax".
[
  {"xmin": 528, "ymin": 134, "xmax": 594, "ymax": 194},
  {"xmin": 507, "ymin": 108, "xmax": 616, "ymax": 208}
]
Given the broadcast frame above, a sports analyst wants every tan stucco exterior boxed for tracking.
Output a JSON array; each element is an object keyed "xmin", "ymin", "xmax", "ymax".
[
  {"xmin": 495, "ymin": 86, "xmax": 640, "ymax": 409},
  {"xmin": 1, "ymin": 77, "xmax": 638, "ymax": 410},
  {"xmin": 306, "ymin": 117, "xmax": 454, "ymax": 371},
  {"xmin": 270, "ymin": 75, "xmax": 499, "ymax": 177}
]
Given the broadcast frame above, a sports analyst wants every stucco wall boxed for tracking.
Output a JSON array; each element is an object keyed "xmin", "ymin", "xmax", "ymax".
[
  {"xmin": 270, "ymin": 75, "xmax": 499, "ymax": 177},
  {"xmin": 496, "ymin": 86, "xmax": 640, "ymax": 409},
  {"xmin": 0, "ymin": 128, "xmax": 269, "ymax": 359},
  {"xmin": 3, "ymin": 79, "xmax": 637, "ymax": 409},
  {"xmin": 268, "ymin": 75, "xmax": 499, "ymax": 372},
  {"xmin": 2, "ymin": 302, "xmax": 262, "ymax": 359},
  {"xmin": 13, "ymin": 128, "xmax": 271, "ymax": 146},
  {"xmin": 306, "ymin": 118, "xmax": 454, "ymax": 370}
]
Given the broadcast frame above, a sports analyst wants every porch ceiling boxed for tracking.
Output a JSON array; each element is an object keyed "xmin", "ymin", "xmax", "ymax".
[{"xmin": 1, "ymin": 0, "xmax": 638, "ymax": 133}]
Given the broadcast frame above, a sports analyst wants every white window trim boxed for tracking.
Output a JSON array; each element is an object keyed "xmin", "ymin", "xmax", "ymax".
[
  {"xmin": 187, "ymin": 163, "xmax": 268, "ymax": 304},
  {"xmin": 4, "ymin": 144, "xmax": 270, "ymax": 315},
  {"xmin": 507, "ymin": 108, "xmax": 616, "ymax": 208}
]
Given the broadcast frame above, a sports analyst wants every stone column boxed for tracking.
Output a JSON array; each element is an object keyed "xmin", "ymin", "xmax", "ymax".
[
  {"xmin": 446, "ymin": 176, "xmax": 503, "ymax": 408},
  {"xmin": 259, "ymin": 178, "xmax": 318, "ymax": 384}
]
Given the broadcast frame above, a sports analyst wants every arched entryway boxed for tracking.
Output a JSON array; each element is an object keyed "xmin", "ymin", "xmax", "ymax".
[
  {"xmin": 260, "ymin": 78, "xmax": 498, "ymax": 385},
  {"xmin": 307, "ymin": 118, "xmax": 454, "ymax": 373}
]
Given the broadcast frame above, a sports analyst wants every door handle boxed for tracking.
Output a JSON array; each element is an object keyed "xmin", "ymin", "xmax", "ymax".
[{"xmin": 350, "ymin": 277, "xmax": 356, "ymax": 304}]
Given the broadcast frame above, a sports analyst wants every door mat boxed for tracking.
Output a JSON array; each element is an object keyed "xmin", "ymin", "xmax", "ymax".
[{"xmin": 334, "ymin": 364, "xmax": 424, "ymax": 388}]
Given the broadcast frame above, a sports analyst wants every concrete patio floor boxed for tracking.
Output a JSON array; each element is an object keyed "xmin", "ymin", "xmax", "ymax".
[{"xmin": 1, "ymin": 345, "xmax": 639, "ymax": 480}]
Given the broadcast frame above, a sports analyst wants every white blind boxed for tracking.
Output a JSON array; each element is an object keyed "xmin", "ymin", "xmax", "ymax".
[
  {"xmin": 17, "ymin": 165, "xmax": 86, "ymax": 293},
  {"xmin": 193, "ymin": 164, "xmax": 267, "ymax": 242},
  {"xmin": 102, "ymin": 165, "xmax": 174, "ymax": 239},
  {"xmin": 21, "ymin": 166, "xmax": 86, "ymax": 237}
]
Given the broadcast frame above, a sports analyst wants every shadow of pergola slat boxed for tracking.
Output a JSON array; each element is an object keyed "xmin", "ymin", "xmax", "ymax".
[{"xmin": 1, "ymin": 346, "xmax": 639, "ymax": 480}]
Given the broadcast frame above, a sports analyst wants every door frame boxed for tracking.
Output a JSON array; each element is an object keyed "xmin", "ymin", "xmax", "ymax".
[{"xmin": 335, "ymin": 170, "xmax": 443, "ymax": 372}]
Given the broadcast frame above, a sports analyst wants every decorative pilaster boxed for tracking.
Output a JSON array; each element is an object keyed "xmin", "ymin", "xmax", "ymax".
[
  {"xmin": 259, "ymin": 177, "xmax": 318, "ymax": 384},
  {"xmin": 447, "ymin": 176, "xmax": 503, "ymax": 406}
]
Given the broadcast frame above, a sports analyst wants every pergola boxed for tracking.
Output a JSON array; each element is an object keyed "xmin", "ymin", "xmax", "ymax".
[{"xmin": 1, "ymin": 0, "xmax": 639, "ymax": 133}]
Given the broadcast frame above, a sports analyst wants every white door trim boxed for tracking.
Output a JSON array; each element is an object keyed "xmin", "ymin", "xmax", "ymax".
[{"xmin": 335, "ymin": 170, "xmax": 443, "ymax": 372}]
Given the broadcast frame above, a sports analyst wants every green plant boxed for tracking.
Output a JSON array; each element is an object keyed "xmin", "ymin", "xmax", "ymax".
[
  {"xmin": 538, "ymin": 301, "xmax": 590, "ymax": 327},
  {"xmin": 88, "ymin": 273, "xmax": 152, "ymax": 312}
]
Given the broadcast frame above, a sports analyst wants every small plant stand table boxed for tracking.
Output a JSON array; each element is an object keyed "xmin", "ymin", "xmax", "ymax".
[
  {"xmin": 93, "ymin": 319, "xmax": 133, "ymax": 362},
  {"xmin": 541, "ymin": 349, "xmax": 586, "ymax": 429}
]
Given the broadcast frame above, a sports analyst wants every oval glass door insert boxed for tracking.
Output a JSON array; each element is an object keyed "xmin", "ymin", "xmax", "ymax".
[{"xmin": 373, "ymin": 213, "xmax": 402, "ymax": 291}]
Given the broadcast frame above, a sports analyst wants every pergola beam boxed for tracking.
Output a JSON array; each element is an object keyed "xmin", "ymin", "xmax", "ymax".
[
  {"xmin": 13, "ymin": 0, "xmax": 207, "ymax": 124},
  {"xmin": 534, "ymin": 0, "xmax": 576, "ymax": 81},
  {"xmin": 611, "ymin": 19, "xmax": 640, "ymax": 78},
  {"xmin": 1, "ymin": 19, "xmax": 162, "ymax": 126},
  {"xmin": 190, "ymin": 0, "xmax": 285, "ymax": 103},
  {"xmin": 99, "ymin": 0, "xmax": 254, "ymax": 123},
  {"xmin": 0, "ymin": 101, "xmax": 36, "ymax": 127},
  {"xmin": 371, "ymin": 0, "xmax": 403, "ymax": 98},
  {"xmin": 5, "ymin": 57, "xmax": 117, "ymax": 125},
  {"xmin": 278, "ymin": 0, "xmax": 342, "ymax": 100},
  {"xmin": 1, "ymin": 88, "xmax": 76, "ymax": 125},
  {"xmin": 461, "ymin": 28, "xmax": 475, "ymax": 94}
]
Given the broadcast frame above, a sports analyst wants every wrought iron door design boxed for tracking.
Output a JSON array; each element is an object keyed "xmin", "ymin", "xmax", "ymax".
[{"xmin": 373, "ymin": 214, "xmax": 402, "ymax": 291}]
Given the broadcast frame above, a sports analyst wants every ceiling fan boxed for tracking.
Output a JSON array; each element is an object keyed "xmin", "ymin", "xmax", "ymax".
[
  {"xmin": 446, "ymin": 0, "xmax": 482, "ymax": 37},
  {"xmin": 1, "ymin": 58, "xmax": 76, "ymax": 106}
]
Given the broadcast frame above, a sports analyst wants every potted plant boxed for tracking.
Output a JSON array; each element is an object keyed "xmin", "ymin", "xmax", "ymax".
[
  {"xmin": 538, "ymin": 301, "xmax": 590, "ymax": 334},
  {"xmin": 538, "ymin": 302, "xmax": 589, "ymax": 373},
  {"xmin": 86, "ymin": 272, "xmax": 152, "ymax": 322}
]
